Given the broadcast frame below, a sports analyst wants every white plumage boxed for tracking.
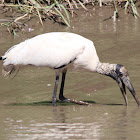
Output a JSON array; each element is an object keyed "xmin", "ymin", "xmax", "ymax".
[
  {"xmin": 1, "ymin": 32, "xmax": 140, "ymax": 106},
  {"xmin": 4, "ymin": 32, "xmax": 99, "ymax": 71}
]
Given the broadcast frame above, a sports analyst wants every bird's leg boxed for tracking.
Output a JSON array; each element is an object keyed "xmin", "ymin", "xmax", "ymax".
[
  {"xmin": 59, "ymin": 71, "xmax": 92, "ymax": 106},
  {"xmin": 59, "ymin": 71, "xmax": 69, "ymax": 102},
  {"xmin": 52, "ymin": 73, "xmax": 60, "ymax": 106}
]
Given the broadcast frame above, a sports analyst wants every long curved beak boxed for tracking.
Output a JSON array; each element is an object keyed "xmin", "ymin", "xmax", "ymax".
[
  {"xmin": 119, "ymin": 76, "xmax": 140, "ymax": 106},
  {"xmin": 118, "ymin": 78, "xmax": 128, "ymax": 105}
]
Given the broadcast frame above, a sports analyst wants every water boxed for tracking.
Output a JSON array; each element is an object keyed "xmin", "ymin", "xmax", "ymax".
[
  {"xmin": 0, "ymin": 7, "xmax": 140, "ymax": 140},
  {"xmin": 1, "ymin": 105, "xmax": 140, "ymax": 140}
]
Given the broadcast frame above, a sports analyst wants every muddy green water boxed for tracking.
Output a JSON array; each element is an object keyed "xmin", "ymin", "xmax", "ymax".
[{"xmin": 0, "ymin": 7, "xmax": 140, "ymax": 140}]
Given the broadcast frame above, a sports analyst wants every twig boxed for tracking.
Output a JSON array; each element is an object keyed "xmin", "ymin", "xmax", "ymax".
[
  {"xmin": 14, "ymin": 13, "xmax": 28, "ymax": 22},
  {"xmin": 72, "ymin": 0, "xmax": 79, "ymax": 9},
  {"xmin": 66, "ymin": 0, "xmax": 74, "ymax": 17},
  {"xmin": 76, "ymin": 0, "xmax": 88, "ymax": 10},
  {"xmin": 0, "ymin": 19, "xmax": 14, "ymax": 22},
  {"xmin": 36, "ymin": 9, "xmax": 43, "ymax": 25}
]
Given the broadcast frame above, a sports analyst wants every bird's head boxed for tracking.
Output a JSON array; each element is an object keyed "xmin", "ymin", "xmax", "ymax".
[
  {"xmin": 96, "ymin": 62, "xmax": 140, "ymax": 106},
  {"xmin": 109, "ymin": 64, "xmax": 140, "ymax": 106}
]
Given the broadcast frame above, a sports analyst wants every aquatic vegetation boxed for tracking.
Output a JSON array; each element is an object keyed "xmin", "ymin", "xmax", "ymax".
[
  {"xmin": 125, "ymin": 0, "xmax": 139, "ymax": 18},
  {"xmin": 0, "ymin": 0, "xmax": 71, "ymax": 37},
  {"xmin": 113, "ymin": 0, "xmax": 119, "ymax": 21},
  {"xmin": 0, "ymin": 0, "xmax": 139, "ymax": 36}
]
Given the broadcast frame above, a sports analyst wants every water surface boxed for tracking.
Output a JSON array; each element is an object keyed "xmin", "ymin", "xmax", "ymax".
[{"xmin": 0, "ymin": 7, "xmax": 140, "ymax": 140}]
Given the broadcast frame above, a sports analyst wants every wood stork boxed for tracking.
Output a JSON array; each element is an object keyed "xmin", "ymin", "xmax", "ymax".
[{"xmin": 0, "ymin": 32, "xmax": 140, "ymax": 106}]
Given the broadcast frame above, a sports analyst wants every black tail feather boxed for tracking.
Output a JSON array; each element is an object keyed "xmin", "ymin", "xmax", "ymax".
[{"xmin": 0, "ymin": 57, "xmax": 2, "ymax": 60}]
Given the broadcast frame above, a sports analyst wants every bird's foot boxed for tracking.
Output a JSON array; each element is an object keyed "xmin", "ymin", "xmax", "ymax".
[
  {"xmin": 59, "ymin": 96, "xmax": 92, "ymax": 106},
  {"xmin": 68, "ymin": 99, "xmax": 92, "ymax": 106}
]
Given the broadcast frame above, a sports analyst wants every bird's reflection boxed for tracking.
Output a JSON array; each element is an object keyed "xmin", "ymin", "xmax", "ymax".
[{"xmin": 3, "ymin": 105, "xmax": 104, "ymax": 140}]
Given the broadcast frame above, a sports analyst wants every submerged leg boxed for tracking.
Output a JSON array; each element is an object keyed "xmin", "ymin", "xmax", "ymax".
[
  {"xmin": 59, "ymin": 71, "xmax": 92, "ymax": 106},
  {"xmin": 52, "ymin": 73, "xmax": 60, "ymax": 106}
]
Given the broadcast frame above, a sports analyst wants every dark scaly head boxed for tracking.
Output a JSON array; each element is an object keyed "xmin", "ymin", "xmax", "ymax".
[
  {"xmin": 114, "ymin": 64, "xmax": 140, "ymax": 106},
  {"xmin": 96, "ymin": 63, "xmax": 140, "ymax": 106}
]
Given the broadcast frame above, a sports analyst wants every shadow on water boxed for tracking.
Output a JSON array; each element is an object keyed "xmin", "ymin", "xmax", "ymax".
[
  {"xmin": 9, "ymin": 100, "xmax": 96, "ymax": 106},
  {"xmin": 8, "ymin": 100, "xmax": 124, "ymax": 106}
]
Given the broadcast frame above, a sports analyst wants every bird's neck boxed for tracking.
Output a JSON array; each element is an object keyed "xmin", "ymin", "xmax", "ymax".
[{"xmin": 96, "ymin": 62, "xmax": 117, "ymax": 76}]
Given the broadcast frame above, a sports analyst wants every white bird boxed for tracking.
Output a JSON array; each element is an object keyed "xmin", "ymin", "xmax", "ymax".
[{"xmin": 0, "ymin": 32, "xmax": 139, "ymax": 106}]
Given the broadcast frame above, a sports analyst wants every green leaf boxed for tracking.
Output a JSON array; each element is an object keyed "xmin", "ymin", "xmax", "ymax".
[
  {"xmin": 54, "ymin": 7, "xmax": 70, "ymax": 27},
  {"xmin": 58, "ymin": 4, "xmax": 70, "ymax": 24}
]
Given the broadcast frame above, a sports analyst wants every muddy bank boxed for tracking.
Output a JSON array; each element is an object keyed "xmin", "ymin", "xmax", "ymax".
[{"xmin": 0, "ymin": 0, "xmax": 139, "ymax": 36}]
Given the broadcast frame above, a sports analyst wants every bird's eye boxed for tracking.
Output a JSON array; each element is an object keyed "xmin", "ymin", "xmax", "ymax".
[{"xmin": 118, "ymin": 72, "xmax": 123, "ymax": 77}]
